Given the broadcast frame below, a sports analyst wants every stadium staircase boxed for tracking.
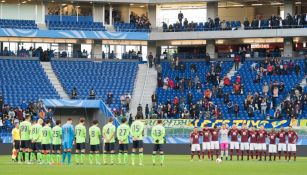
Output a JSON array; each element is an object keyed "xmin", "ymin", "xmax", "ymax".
[
  {"xmin": 129, "ymin": 63, "xmax": 157, "ymax": 116},
  {"xmin": 40, "ymin": 62, "xmax": 69, "ymax": 99}
]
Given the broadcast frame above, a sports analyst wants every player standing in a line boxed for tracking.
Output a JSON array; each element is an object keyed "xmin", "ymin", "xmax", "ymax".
[
  {"xmin": 249, "ymin": 127, "xmax": 258, "ymax": 159},
  {"xmin": 62, "ymin": 118, "xmax": 74, "ymax": 165},
  {"xmin": 257, "ymin": 125, "xmax": 267, "ymax": 161},
  {"xmin": 151, "ymin": 119, "xmax": 165, "ymax": 166},
  {"xmin": 190, "ymin": 127, "xmax": 201, "ymax": 161},
  {"xmin": 201, "ymin": 125, "xmax": 211, "ymax": 160},
  {"xmin": 228, "ymin": 124, "xmax": 240, "ymax": 161},
  {"xmin": 219, "ymin": 124, "xmax": 229, "ymax": 160},
  {"xmin": 30, "ymin": 119, "xmax": 43, "ymax": 163},
  {"xmin": 268, "ymin": 128, "xmax": 277, "ymax": 161},
  {"xmin": 116, "ymin": 118, "xmax": 130, "ymax": 165},
  {"xmin": 287, "ymin": 126, "xmax": 298, "ymax": 161},
  {"xmin": 277, "ymin": 127, "xmax": 287, "ymax": 160},
  {"xmin": 210, "ymin": 126, "xmax": 220, "ymax": 160},
  {"xmin": 19, "ymin": 114, "xmax": 32, "ymax": 164},
  {"xmin": 75, "ymin": 118, "xmax": 86, "ymax": 165},
  {"xmin": 12, "ymin": 123, "xmax": 21, "ymax": 162},
  {"xmin": 52, "ymin": 120, "xmax": 62, "ymax": 164},
  {"xmin": 41, "ymin": 120, "xmax": 52, "ymax": 164},
  {"xmin": 102, "ymin": 118, "xmax": 116, "ymax": 165},
  {"xmin": 239, "ymin": 123, "xmax": 250, "ymax": 160},
  {"xmin": 89, "ymin": 120, "xmax": 101, "ymax": 165},
  {"xmin": 130, "ymin": 116, "xmax": 145, "ymax": 166}
]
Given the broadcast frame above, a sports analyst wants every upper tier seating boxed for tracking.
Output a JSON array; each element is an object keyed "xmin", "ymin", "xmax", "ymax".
[
  {"xmin": 0, "ymin": 19, "xmax": 38, "ymax": 29},
  {"xmin": 163, "ymin": 21, "xmax": 241, "ymax": 32},
  {"xmin": 114, "ymin": 22, "xmax": 150, "ymax": 32},
  {"xmin": 51, "ymin": 61, "xmax": 138, "ymax": 109},
  {"xmin": 0, "ymin": 59, "xmax": 59, "ymax": 107},
  {"xmin": 46, "ymin": 15, "xmax": 106, "ymax": 31}
]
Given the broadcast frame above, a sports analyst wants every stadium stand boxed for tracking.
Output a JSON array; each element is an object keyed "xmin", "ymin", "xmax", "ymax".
[
  {"xmin": 45, "ymin": 15, "xmax": 106, "ymax": 31},
  {"xmin": 0, "ymin": 59, "xmax": 59, "ymax": 107},
  {"xmin": 51, "ymin": 60, "xmax": 138, "ymax": 109},
  {"xmin": 0, "ymin": 19, "xmax": 38, "ymax": 29}
]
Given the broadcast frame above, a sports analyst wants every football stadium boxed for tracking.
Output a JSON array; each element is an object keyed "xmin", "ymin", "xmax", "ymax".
[{"xmin": 0, "ymin": 0, "xmax": 306, "ymax": 174}]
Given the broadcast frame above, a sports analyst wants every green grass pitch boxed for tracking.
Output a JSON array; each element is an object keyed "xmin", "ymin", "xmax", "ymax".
[{"xmin": 0, "ymin": 155, "xmax": 306, "ymax": 175}]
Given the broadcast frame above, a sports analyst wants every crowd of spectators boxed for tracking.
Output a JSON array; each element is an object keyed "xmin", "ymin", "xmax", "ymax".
[
  {"xmin": 122, "ymin": 50, "xmax": 142, "ymax": 61},
  {"xmin": 130, "ymin": 12, "xmax": 151, "ymax": 30},
  {"xmin": 0, "ymin": 46, "xmax": 53, "ymax": 61},
  {"xmin": 0, "ymin": 98, "xmax": 54, "ymax": 133},
  {"xmin": 243, "ymin": 13, "xmax": 307, "ymax": 29}
]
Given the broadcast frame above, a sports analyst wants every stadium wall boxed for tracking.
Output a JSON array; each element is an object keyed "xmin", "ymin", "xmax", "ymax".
[{"xmin": 1, "ymin": 144, "xmax": 307, "ymax": 156}]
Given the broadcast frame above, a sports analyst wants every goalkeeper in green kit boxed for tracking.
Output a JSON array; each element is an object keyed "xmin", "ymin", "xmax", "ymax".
[
  {"xmin": 116, "ymin": 118, "xmax": 130, "ymax": 165},
  {"xmin": 151, "ymin": 119, "xmax": 165, "ymax": 166}
]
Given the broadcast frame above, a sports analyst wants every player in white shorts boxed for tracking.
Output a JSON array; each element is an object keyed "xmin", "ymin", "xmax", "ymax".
[
  {"xmin": 268, "ymin": 128, "xmax": 277, "ymax": 161},
  {"xmin": 201, "ymin": 125, "xmax": 211, "ymax": 160},
  {"xmin": 210, "ymin": 126, "xmax": 220, "ymax": 160},
  {"xmin": 287, "ymin": 126, "xmax": 298, "ymax": 161},
  {"xmin": 257, "ymin": 125, "xmax": 268, "ymax": 161},
  {"xmin": 277, "ymin": 127, "xmax": 287, "ymax": 160},
  {"xmin": 239, "ymin": 124, "xmax": 250, "ymax": 160},
  {"xmin": 249, "ymin": 127, "xmax": 258, "ymax": 159},
  {"xmin": 190, "ymin": 127, "xmax": 201, "ymax": 160}
]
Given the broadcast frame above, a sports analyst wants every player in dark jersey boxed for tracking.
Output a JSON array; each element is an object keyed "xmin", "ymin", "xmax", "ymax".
[
  {"xmin": 287, "ymin": 126, "xmax": 298, "ymax": 161},
  {"xmin": 210, "ymin": 126, "xmax": 220, "ymax": 160},
  {"xmin": 257, "ymin": 125, "xmax": 267, "ymax": 161},
  {"xmin": 249, "ymin": 127, "xmax": 258, "ymax": 160},
  {"xmin": 268, "ymin": 128, "xmax": 277, "ymax": 161},
  {"xmin": 277, "ymin": 127, "xmax": 287, "ymax": 160},
  {"xmin": 228, "ymin": 124, "xmax": 239, "ymax": 161},
  {"xmin": 190, "ymin": 127, "xmax": 201, "ymax": 161},
  {"xmin": 200, "ymin": 125, "xmax": 211, "ymax": 160},
  {"xmin": 239, "ymin": 123, "xmax": 250, "ymax": 160}
]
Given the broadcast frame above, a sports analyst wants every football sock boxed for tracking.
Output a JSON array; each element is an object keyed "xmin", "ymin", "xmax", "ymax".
[
  {"xmin": 118, "ymin": 153, "xmax": 122, "ymax": 164},
  {"xmin": 124, "ymin": 153, "xmax": 128, "ymax": 164},
  {"xmin": 131, "ymin": 153, "xmax": 135, "ymax": 164},
  {"xmin": 274, "ymin": 154, "xmax": 276, "ymax": 161},
  {"xmin": 62, "ymin": 152, "xmax": 67, "ymax": 163},
  {"xmin": 215, "ymin": 150, "xmax": 219, "ymax": 159},
  {"xmin": 57, "ymin": 154, "xmax": 61, "ymax": 163},
  {"xmin": 30, "ymin": 152, "xmax": 35, "ymax": 162},
  {"xmin": 225, "ymin": 150, "xmax": 228, "ymax": 158},
  {"xmin": 288, "ymin": 152, "xmax": 291, "ymax": 160},
  {"xmin": 111, "ymin": 153, "xmax": 115, "ymax": 164},
  {"xmin": 75, "ymin": 154, "xmax": 79, "ymax": 163},
  {"xmin": 81, "ymin": 153, "xmax": 85, "ymax": 164},
  {"xmin": 152, "ymin": 154, "xmax": 156, "ymax": 164},
  {"xmin": 202, "ymin": 151, "xmax": 205, "ymax": 159},
  {"xmin": 236, "ymin": 150, "xmax": 239, "ymax": 160},
  {"xmin": 67, "ymin": 152, "xmax": 71, "ymax": 164},
  {"xmin": 52, "ymin": 154, "xmax": 56, "ymax": 163},
  {"xmin": 25, "ymin": 152, "xmax": 29, "ymax": 162},
  {"xmin": 18, "ymin": 151, "xmax": 23, "ymax": 162},
  {"xmin": 47, "ymin": 154, "xmax": 51, "ymax": 164},
  {"xmin": 89, "ymin": 154, "xmax": 93, "ymax": 163},
  {"xmin": 208, "ymin": 151, "xmax": 210, "ymax": 159},
  {"xmin": 278, "ymin": 152, "xmax": 281, "ymax": 160},
  {"xmin": 197, "ymin": 151, "xmax": 201, "ymax": 159},
  {"xmin": 294, "ymin": 153, "xmax": 296, "ymax": 161},
  {"xmin": 160, "ymin": 153, "xmax": 164, "ymax": 164},
  {"xmin": 191, "ymin": 152, "xmax": 194, "ymax": 159},
  {"xmin": 139, "ymin": 152, "xmax": 144, "ymax": 163},
  {"xmin": 284, "ymin": 152, "xmax": 287, "ymax": 160},
  {"xmin": 103, "ymin": 153, "xmax": 107, "ymax": 164},
  {"xmin": 95, "ymin": 154, "xmax": 100, "ymax": 163},
  {"xmin": 37, "ymin": 152, "xmax": 42, "ymax": 162}
]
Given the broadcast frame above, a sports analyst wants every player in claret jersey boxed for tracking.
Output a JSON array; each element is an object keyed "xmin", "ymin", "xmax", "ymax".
[
  {"xmin": 257, "ymin": 125, "xmax": 267, "ymax": 161},
  {"xmin": 277, "ymin": 127, "xmax": 287, "ymax": 160},
  {"xmin": 228, "ymin": 124, "xmax": 240, "ymax": 161},
  {"xmin": 268, "ymin": 128, "xmax": 277, "ymax": 161},
  {"xmin": 201, "ymin": 125, "xmax": 211, "ymax": 160},
  {"xmin": 287, "ymin": 126, "xmax": 298, "ymax": 161},
  {"xmin": 210, "ymin": 126, "xmax": 220, "ymax": 160},
  {"xmin": 190, "ymin": 127, "xmax": 201, "ymax": 161},
  {"xmin": 239, "ymin": 123, "xmax": 250, "ymax": 160},
  {"xmin": 249, "ymin": 127, "xmax": 258, "ymax": 160}
]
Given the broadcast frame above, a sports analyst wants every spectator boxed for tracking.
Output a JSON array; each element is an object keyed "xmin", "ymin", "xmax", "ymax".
[
  {"xmin": 106, "ymin": 92, "xmax": 113, "ymax": 105},
  {"xmin": 148, "ymin": 52, "xmax": 153, "ymax": 67},
  {"xmin": 262, "ymin": 82, "xmax": 269, "ymax": 96},
  {"xmin": 233, "ymin": 82, "xmax": 241, "ymax": 95},
  {"xmin": 145, "ymin": 104, "xmax": 149, "ymax": 119},
  {"xmin": 204, "ymin": 89, "xmax": 212, "ymax": 100},
  {"xmin": 234, "ymin": 55, "xmax": 240, "ymax": 70},
  {"xmin": 227, "ymin": 100, "xmax": 233, "ymax": 113},
  {"xmin": 247, "ymin": 105, "xmax": 254, "ymax": 117},
  {"xmin": 223, "ymin": 76, "xmax": 231, "ymax": 86},
  {"xmin": 234, "ymin": 103, "xmax": 239, "ymax": 117},
  {"xmin": 260, "ymin": 99, "xmax": 267, "ymax": 115},
  {"xmin": 243, "ymin": 17, "xmax": 250, "ymax": 28},
  {"xmin": 38, "ymin": 109, "xmax": 45, "ymax": 120},
  {"xmin": 89, "ymin": 88, "xmax": 96, "ymax": 99},
  {"xmin": 71, "ymin": 87, "xmax": 78, "ymax": 99},
  {"xmin": 151, "ymin": 93, "xmax": 158, "ymax": 108},
  {"xmin": 178, "ymin": 11, "xmax": 183, "ymax": 25}
]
